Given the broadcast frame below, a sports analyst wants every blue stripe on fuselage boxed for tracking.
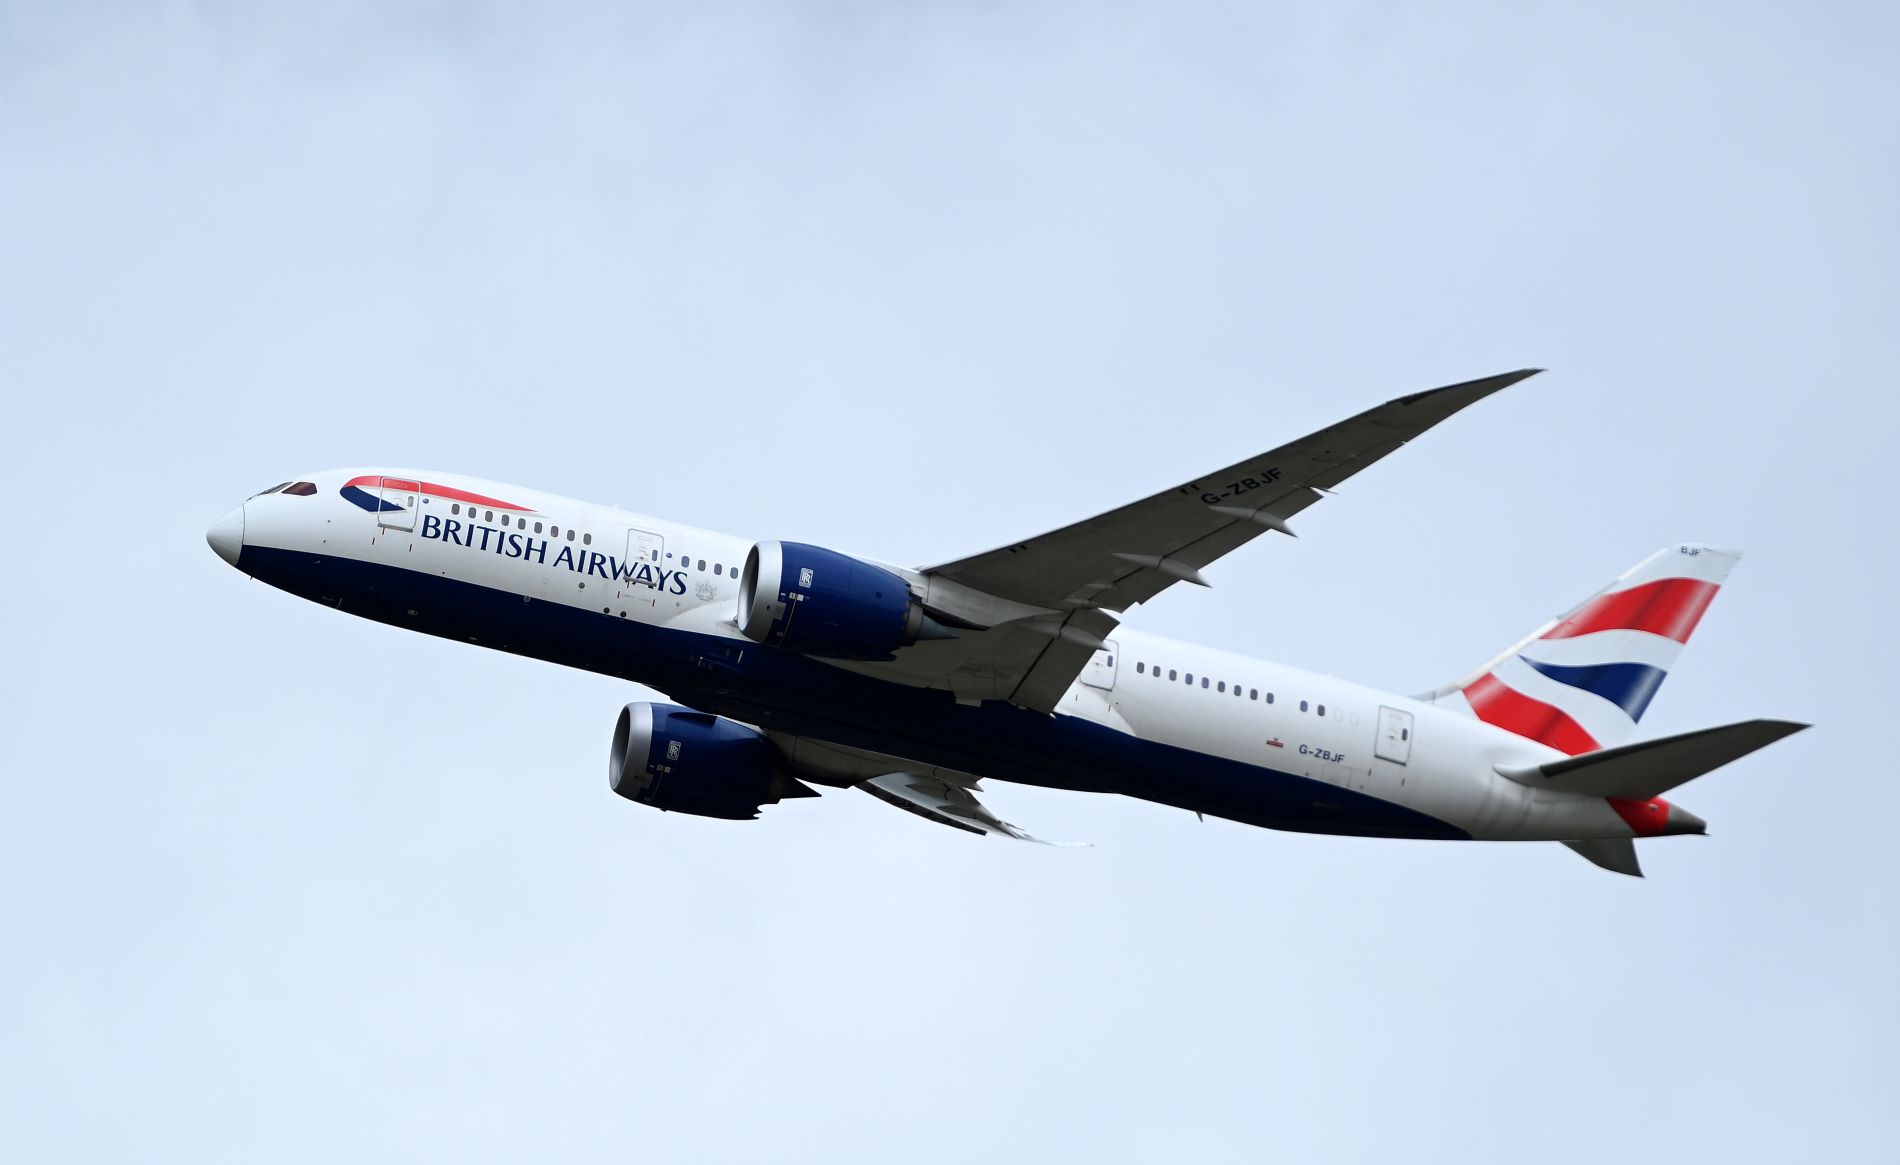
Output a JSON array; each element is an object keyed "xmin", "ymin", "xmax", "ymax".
[
  {"xmin": 341, "ymin": 485, "xmax": 403, "ymax": 513},
  {"xmin": 233, "ymin": 542, "xmax": 1469, "ymax": 841},
  {"xmin": 1520, "ymin": 658, "xmax": 1667, "ymax": 721}
]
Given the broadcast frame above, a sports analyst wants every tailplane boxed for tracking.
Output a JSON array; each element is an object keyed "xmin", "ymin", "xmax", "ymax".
[{"xmin": 1425, "ymin": 545, "xmax": 1740, "ymax": 754}]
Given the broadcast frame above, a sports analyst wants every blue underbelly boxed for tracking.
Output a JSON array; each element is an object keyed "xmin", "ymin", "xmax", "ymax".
[{"xmin": 238, "ymin": 544, "xmax": 1468, "ymax": 841}]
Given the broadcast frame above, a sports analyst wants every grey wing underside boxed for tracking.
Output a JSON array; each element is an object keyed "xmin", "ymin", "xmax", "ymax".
[
  {"xmin": 860, "ymin": 773, "xmax": 1077, "ymax": 845},
  {"xmin": 767, "ymin": 732, "xmax": 1079, "ymax": 844},
  {"xmin": 852, "ymin": 369, "xmax": 1538, "ymax": 712}
]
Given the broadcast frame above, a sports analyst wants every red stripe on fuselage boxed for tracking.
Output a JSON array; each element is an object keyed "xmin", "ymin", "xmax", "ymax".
[
  {"xmin": 1541, "ymin": 577, "xmax": 1718, "ymax": 644},
  {"xmin": 1462, "ymin": 673, "xmax": 1601, "ymax": 755},
  {"xmin": 342, "ymin": 475, "xmax": 533, "ymax": 512}
]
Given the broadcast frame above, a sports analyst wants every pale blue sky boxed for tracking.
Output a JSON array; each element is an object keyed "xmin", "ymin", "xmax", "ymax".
[{"xmin": 2, "ymin": 3, "xmax": 1895, "ymax": 1161}]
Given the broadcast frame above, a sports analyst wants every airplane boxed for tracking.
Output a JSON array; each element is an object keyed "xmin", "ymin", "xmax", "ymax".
[{"xmin": 206, "ymin": 370, "xmax": 1804, "ymax": 876}]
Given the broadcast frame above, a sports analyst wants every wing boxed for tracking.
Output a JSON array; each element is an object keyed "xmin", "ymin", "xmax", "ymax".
[
  {"xmin": 925, "ymin": 368, "xmax": 1540, "ymax": 611},
  {"xmin": 875, "ymin": 369, "xmax": 1538, "ymax": 711},
  {"xmin": 765, "ymin": 731, "xmax": 1080, "ymax": 844}
]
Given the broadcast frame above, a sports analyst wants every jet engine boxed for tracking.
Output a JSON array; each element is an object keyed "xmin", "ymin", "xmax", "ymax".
[
  {"xmin": 608, "ymin": 702, "xmax": 817, "ymax": 819},
  {"xmin": 737, "ymin": 541, "xmax": 955, "ymax": 661}
]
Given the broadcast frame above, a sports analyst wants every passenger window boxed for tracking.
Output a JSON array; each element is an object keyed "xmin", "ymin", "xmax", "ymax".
[
  {"xmin": 1185, "ymin": 673, "xmax": 1193, "ymax": 685},
  {"xmin": 697, "ymin": 558, "xmax": 706, "ymax": 570},
  {"xmin": 451, "ymin": 503, "xmax": 462, "ymax": 515},
  {"xmin": 584, "ymin": 533, "xmax": 593, "ymax": 545},
  {"xmin": 1136, "ymin": 662, "xmax": 1145, "ymax": 674},
  {"xmin": 1318, "ymin": 704, "xmax": 1326, "ymax": 717},
  {"xmin": 534, "ymin": 522, "xmax": 543, "ymax": 533},
  {"xmin": 1249, "ymin": 688, "xmax": 1258, "ymax": 700},
  {"xmin": 714, "ymin": 564, "xmax": 723, "ymax": 576},
  {"xmin": 1168, "ymin": 669, "xmax": 1177, "ymax": 681},
  {"xmin": 1200, "ymin": 677, "xmax": 1209, "ymax": 689},
  {"xmin": 499, "ymin": 514, "xmax": 509, "ymax": 526},
  {"xmin": 567, "ymin": 529, "xmax": 576, "ymax": 541},
  {"xmin": 1300, "ymin": 700, "xmax": 1309, "ymax": 712},
  {"xmin": 1267, "ymin": 693, "xmax": 1275, "ymax": 704},
  {"xmin": 485, "ymin": 510, "xmax": 494, "ymax": 522},
  {"xmin": 550, "ymin": 526, "xmax": 559, "ymax": 537},
  {"xmin": 1402, "ymin": 728, "xmax": 1409, "ymax": 741},
  {"xmin": 282, "ymin": 482, "xmax": 317, "ymax": 496}
]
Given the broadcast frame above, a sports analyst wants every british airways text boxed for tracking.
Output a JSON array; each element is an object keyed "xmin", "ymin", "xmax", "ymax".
[{"xmin": 419, "ymin": 514, "xmax": 689, "ymax": 593}]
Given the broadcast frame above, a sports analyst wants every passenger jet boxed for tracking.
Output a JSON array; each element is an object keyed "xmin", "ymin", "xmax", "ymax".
[{"xmin": 206, "ymin": 370, "xmax": 1803, "ymax": 875}]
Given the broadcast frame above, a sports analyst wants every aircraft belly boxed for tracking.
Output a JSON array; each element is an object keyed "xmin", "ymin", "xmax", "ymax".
[{"xmin": 238, "ymin": 544, "xmax": 1470, "ymax": 842}]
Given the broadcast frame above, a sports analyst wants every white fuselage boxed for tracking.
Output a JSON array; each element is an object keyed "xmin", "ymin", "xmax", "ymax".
[{"xmin": 214, "ymin": 468, "xmax": 1652, "ymax": 844}]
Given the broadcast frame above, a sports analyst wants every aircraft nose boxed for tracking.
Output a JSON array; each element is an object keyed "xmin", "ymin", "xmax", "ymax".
[{"xmin": 207, "ymin": 505, "xmax": 244, "ymax": 568}]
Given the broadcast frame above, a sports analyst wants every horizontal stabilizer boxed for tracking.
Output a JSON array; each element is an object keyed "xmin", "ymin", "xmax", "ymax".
[
  {"xmin": 1499, "ymin": 719, "xmax": 1808, "ymax": 799},
  {"xmin": 859, "ymin": 773, "xmax": 1082, "ymax": 846},
  {"xmin": 1562, "ymin": 837, "xmax": 1644, "ymax": 877}
]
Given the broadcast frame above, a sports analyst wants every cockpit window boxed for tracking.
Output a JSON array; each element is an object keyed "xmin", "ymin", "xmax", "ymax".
[
  {"xmin": 249, "ymin": 482, "xmax": 290, "ymax": 498},
  {"xmin": 281, "ymin": 481, "xmax": 318, "ymax": 496}
]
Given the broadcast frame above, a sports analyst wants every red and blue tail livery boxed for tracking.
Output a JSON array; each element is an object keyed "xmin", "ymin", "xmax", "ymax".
[{"xmin": 1427, "ymin": 545, "xmax": 1739, "ymax": 755}]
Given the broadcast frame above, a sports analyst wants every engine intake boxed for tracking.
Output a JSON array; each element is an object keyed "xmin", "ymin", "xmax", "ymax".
[
  {"xmin": 608, "ymin": 702, "xmax": 816, "ymax": 820},
  {"xmin": 738, "ymin": 541, "xmax": 953, "ymax": 661}
]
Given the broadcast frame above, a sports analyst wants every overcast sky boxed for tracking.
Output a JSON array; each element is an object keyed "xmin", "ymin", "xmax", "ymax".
[{"xmin": 3, "ymin": 2, "xmax": 1895, "ymax": 1161}]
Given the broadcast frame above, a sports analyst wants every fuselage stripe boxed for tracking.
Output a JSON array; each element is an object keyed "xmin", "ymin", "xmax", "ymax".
[{"xmin": 341, "ymin": 475, "xmax": 535, "ymax": 513}]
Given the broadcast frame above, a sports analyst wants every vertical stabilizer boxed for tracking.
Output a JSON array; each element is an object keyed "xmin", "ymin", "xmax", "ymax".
[{"xmin": 1425, "ymin": 545, "xmax": 1739, "ymax": 754}]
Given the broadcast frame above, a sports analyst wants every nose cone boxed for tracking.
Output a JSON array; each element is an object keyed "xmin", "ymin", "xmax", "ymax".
[{"xmin": 206, "ymin": 505, "xmax": 244, "ymax": 568}]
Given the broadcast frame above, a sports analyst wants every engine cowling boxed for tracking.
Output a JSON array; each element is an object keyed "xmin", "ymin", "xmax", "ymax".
[
  {"xmin": 608, "ymin": 702, "xmax": 815, "ymax": 819},
  {"xmin": 737, "ymin": 541, "xmax": 951, "ymax": 661}
]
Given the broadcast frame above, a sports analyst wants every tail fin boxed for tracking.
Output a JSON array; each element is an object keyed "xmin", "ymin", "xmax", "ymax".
[{"xmin": 1425, "ymin": 544, "xmax": 1740, "ymax": 754}]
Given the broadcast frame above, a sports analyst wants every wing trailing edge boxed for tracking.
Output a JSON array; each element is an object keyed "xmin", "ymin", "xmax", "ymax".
[{"xmin": 858, "ymin": 773, "xmax": 1084, "ymax": 846}]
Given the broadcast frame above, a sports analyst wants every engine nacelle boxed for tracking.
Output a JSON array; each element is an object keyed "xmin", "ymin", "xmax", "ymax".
[
  {"xmin": 608, "ymin": 702, "xmax": 815, "ymax": 820},
  {"xmin": 738, "ymin": 541, "xmax": 952, "ymax": 661}
]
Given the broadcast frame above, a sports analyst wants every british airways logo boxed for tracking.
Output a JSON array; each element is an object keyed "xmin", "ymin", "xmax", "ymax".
[
  {"xmin": 416, "ymin": 512, "xmax": 689, "ymax": 594},
  {"xmin": 346, "ymin": 477, "xmax": 691, "ymax": 594}
]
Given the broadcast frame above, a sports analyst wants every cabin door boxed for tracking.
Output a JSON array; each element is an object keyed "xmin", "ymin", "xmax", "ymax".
[
  {"xmin": 619, "ymin": 528, "xmax": 665, "ymax": 597},
  {"xmin": 1374, "ymin": 706, "xmax": 1414, "ymax": 765},
  {"xmin": 375, "ymin": 477, "xmax": 419, "ymax": 532}
]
